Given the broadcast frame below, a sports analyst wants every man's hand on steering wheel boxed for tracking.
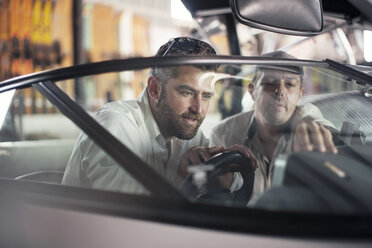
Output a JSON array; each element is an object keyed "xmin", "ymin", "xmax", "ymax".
[
  {"xmin": 224, "ymin": 144, "xmax": 258, "ymax": 170},
  {"xmin": 177, "ymin": 144, "xmax": 257, "ymax": 188},
  {"xmin": 217, "ymin": 145, "xmax": 257, "ymax": 188},
  {"xmin": 177, "ymin": 146, "xmax": 225, "ymax": 180}
]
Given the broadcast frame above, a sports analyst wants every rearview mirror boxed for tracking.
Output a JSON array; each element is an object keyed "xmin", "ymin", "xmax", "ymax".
[{"xmin": 230, "ymin": 0, "xmax": 323, "ymax": 36}]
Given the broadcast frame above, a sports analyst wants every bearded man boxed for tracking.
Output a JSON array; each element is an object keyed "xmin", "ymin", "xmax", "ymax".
[{"xmin": 62, "ymin": 37, "xmax": 252, "ymax": 193}]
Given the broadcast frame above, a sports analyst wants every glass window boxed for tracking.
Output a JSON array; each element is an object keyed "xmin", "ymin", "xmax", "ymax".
[
  {"xmin": 0, "ymin": 87, "xmax": 79, "ymax": 179},
  {"xmin": 2, "ymin": 61, "xmax": 371, "ymax": 216},
  {"xmin": 0, "ymin": 85, "xmax": 148, "ymax": 195}
]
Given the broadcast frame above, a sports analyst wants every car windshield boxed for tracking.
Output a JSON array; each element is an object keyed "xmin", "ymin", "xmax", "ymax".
[{"xmin": 1, "ymin": 58, "xmax": 371, "ymax": 215}]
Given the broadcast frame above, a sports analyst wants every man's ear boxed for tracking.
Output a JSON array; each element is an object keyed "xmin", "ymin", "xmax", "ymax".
[
  {"xmin": 299, "ymin": 87, "xmax": 304, "ymax": 98},
  {"xmin": 147, "ymin": 75, "xmax": 162, "ymax": 103},
  {"xmin": 248, "ymin": 83, "xmax": 255, "ymax": 100}
]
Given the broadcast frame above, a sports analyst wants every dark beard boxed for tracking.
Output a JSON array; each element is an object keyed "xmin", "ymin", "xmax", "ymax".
[{"xmin": 155, "ymin": 96, "xmax": 203, "ymax": 140}]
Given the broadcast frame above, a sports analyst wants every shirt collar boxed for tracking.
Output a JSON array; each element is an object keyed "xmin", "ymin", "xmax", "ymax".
[
  {"xmin": 247, "ymin": 113, "xmax": 257, "ymax": 141},
  {"xmin": 137, "ymin": 88, "xmax": 164, "ymax": 143},
  {"xmin": 247, "ymin": 108, "xmax": 299, "ymax": 142}
]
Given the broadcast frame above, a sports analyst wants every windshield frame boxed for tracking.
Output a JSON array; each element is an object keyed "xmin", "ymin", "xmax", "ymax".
[{"xmin": 0, "ymin": 56, "xmax": 331, "ymax": 93}]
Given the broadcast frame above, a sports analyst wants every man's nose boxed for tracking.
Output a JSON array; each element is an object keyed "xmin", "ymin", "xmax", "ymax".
[
  {"xmin": 189, "ymin": 95, "xmax": 202, "ymax": 114},
  {"xmin": 274, "ymin": 82, "xmax": 285, "ymax": 96}
]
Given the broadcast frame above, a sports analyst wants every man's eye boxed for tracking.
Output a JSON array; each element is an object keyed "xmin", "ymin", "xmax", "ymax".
[
  {"xmin": 202, "ymin": 94, "xmax": 212, "ymax": 100},
  {"xmin": 180, "ymin": 90, "xmax": 193, "ymax": 96},
  {"xmin": 285, "ymin": 81, "xmax": 296, "ymax": 87}
]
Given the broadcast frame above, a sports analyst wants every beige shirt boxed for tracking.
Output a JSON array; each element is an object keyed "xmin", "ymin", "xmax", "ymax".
[
  {"xmin": 62, "ymin": 89, "xmax": 209, "ymax": 194},
  {"xmin": 210, "ymin": 103, "xmax": 335, "ymax": 203}
]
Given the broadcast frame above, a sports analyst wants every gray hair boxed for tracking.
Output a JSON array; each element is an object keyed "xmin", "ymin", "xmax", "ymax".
[
  {"xmin": 150, "ymin": 67, "xmax": 177, "ymax": 84},
  {"xmin": 150, "ymin": 37, "xmax": 218, "ymax": 84}
]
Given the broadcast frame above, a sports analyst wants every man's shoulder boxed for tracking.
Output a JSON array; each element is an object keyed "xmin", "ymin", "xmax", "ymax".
[
  {"xmin": 100, "ymin": 100, "xmax": 140, "ymax": 113},
  {"xmin": 210, "ymin": 111, "xmax": 254, "ymax": 146},
  {"xmin": 296, "ymin": 103, "xmax": 336, "ymax": 129},
  {"xmin": 95, "ymin": 100, "xmax": 144, "ymax": 127},
  {"xmin": 213, "ymin": 111, "xmax": 253, "ymax": 132}
]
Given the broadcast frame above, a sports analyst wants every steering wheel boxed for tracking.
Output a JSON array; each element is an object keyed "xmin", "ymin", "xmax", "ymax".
[{"xmin": 179, "ymin": 152, "xmax": 255, "ymax": 206}]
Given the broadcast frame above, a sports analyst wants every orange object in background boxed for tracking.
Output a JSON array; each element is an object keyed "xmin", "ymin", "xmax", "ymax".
[
  {"xmin": 0, "ymin": 0, "xmax": 73, "ymax": 114},
  {"xmin": 0, "ymin": 0, "xmax": 10, "ymax": 81},
  {"xmin": 9, "ymin": 0, "xmax": 22, "ymax": 78}
]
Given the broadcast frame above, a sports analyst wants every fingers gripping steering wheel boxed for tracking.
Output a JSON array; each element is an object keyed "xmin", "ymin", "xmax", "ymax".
[{"xmin": 179, "ymin": 152, "xmax": 255, "ymax": 206}]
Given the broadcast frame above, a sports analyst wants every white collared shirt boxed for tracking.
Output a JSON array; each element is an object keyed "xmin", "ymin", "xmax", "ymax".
[{"xmin": 62, "ymin": 89, "xmax": 209, "ymax": 194}]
